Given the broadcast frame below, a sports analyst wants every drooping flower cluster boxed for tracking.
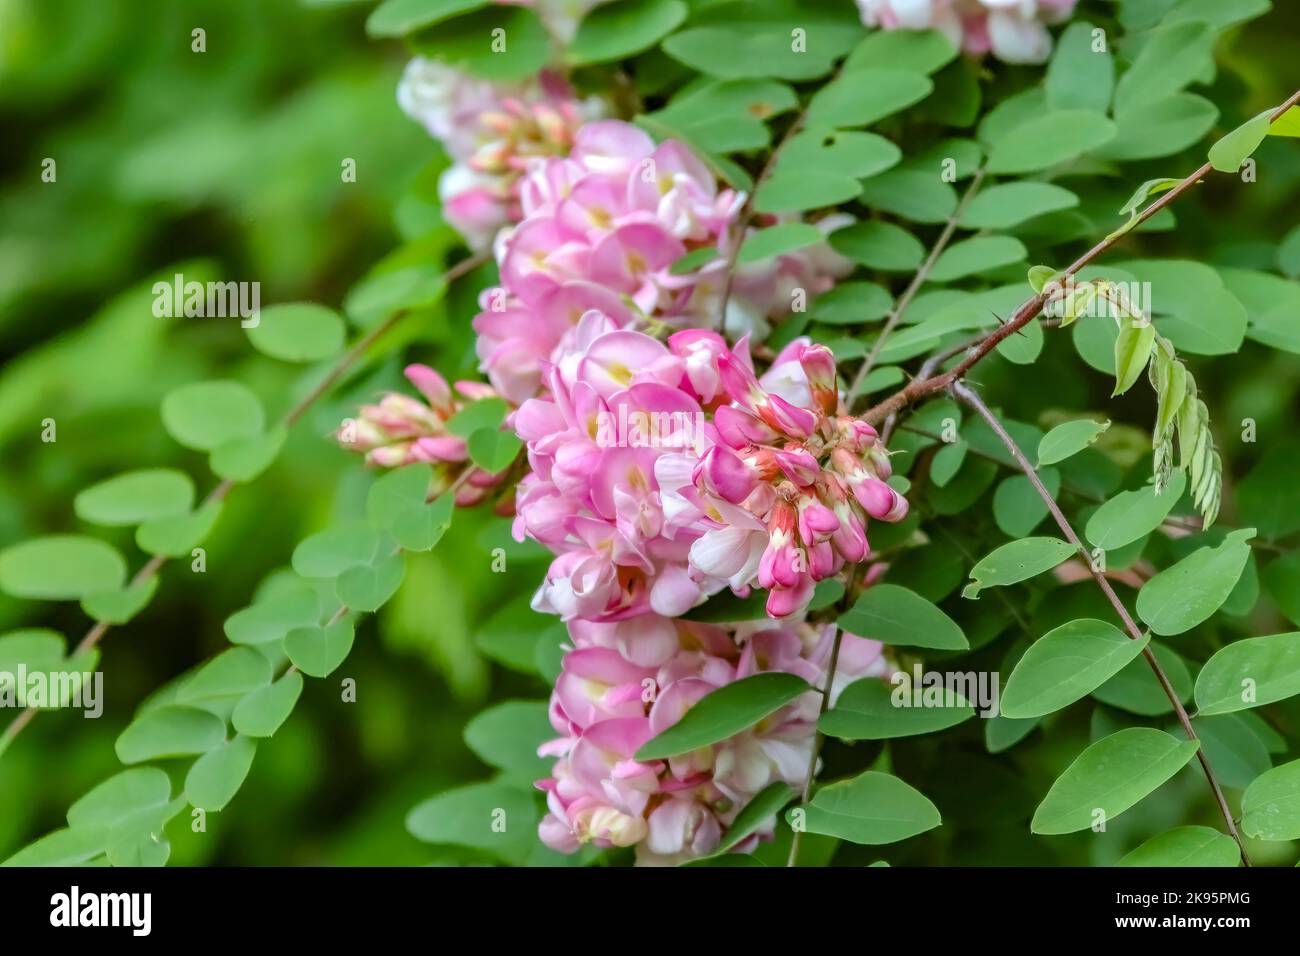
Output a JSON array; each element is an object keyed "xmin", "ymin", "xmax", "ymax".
[
  {"xmin": 510, "ymin": 316, "xmax": 908, "ymax": 860},
  {"xmin": 668, "ymin": 340, "xmax": 909, "ymax": 618},
  {"xmin": 340, "ymin": 364, "xmax": 507, "ymax": 506},
  {"xmin": 378, "ymin": 75, "xmax": 903, "ymax": 862},
  {"xmin": 856, "ymin": 0, "xmax": 1078, "ymax": 64},
  {"xmin": 398, "ymin": 59, "xmax": 602, "ymax": 249},
  {"xmin": 474, "ymin": 119, "xmax": 853, "ymax": 404},
  {"xmin": 537, "ymin": 615, "xmax": 888, "ymax": 864}
]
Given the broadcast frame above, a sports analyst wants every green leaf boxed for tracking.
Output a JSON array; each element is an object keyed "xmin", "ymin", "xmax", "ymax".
[
  {"xmin": 178, "ymin": 647, "xmax": 272, "ymax": 704},
  {"xmin": 74, "ymin": 469, "xmax": 194, "ymax": 526},
  {"xmin": 336, "ymin": 552, "xmax": 406, "ymax": 613},
  {"xmin": 0, "ymin": 535, "xmax": 126, "ymax": 600},
  {"xmin": 1002, "ymin": 620, "xmax": 1148, "ymax": 719},
  {"xmin": 185, "ymin": 735, "xmax": 257, "ymax": 811},
  {"xmin": 806, "ymin": 69, "xmax": 932, "ymax": 128},
  {"xmin": 808, "ymin": 282, "xmax": 893, "ymax": 325},
  {"xmin": 737, "ymin": 223, "xmax": 824, "ymax": 266},
  {"xmin": 567, "ymin": 0, "xmax": 687, "ymax": 65},
  {"xmin": 1271, "ymin": 105, "xmax": 1300, "ymax": 138},
  {"xmin": 858, "ymin": 169, "xmax": 957, "ymax": 223},
  {"xmin": 792, "ymin": 771, "xmax": 940, "ymax": 845},
  {"xmin": 406, "ymin": 781, "xmax": 538, "ymax": 861},
  {"xmin": 1085, "ymin": 471, "xmax": 1187, "ymax": 551},
  {"xmin": 755, "ymin": 170, "xmax": 862, "ymax": 214},
  {"xmin": 225, "ymin": 585, "xmax": 321, "ymax": 645},
  {"xmin": 80, "ymin": 577, "xmax": 159, "ymax": 626},
  {"xmin": 1045, "ymin": 21, "xmax": 1113, "ymax": 113},
  {"xmin": 0, "ymin": 629, "xmax": 66, "ymax": 672},
  {"xmin": 1113, "ymin": 21, "xmax": 1214, "ymax": 115},
  {"xmin": 135, "ymin": 500, "xmax": 223, "ymax": 557},
  {"xmin": 985, "ymin": 111, "xmax": 1117, "ymax": 175},
  {"xmin": 670, "ymin": 247, "xmax": 721, "ymax": 275},
  {"xmin": 838, "ymin": 584, "xmax": 968, "ymax": 650},
  {"xmin": 1195, "ymin": 632, "xmax": 1300, "ymax": 716},
  {"xmin": 445, "ymin": 397, "xmax": 508, "ymax": 438},
  {"xmin": 819, "ymin": 677, "xmax": 973, "ymax": 740},
  {"xmin": 660, "ymin": 6, "xmax": 859, "ymax": 81},
  {"xmin": 246, "ymin": 303, "xmax": 345, "ymax": 362},
  {"xmin": 635, "ymin": 673, "xmax": 811, "ymax": 761},
  {"xmin": 366, "ymin": 464, "xmax": 456, "ymax": 551},
  {"xmin": 232, "ymin": 672, "xmax": 304, "ymax": 738},
  {"xmin": 928, "ymin": 236, "xmax": 1027, "ymax": 283},
  {"xmin": 412, "ymin": 6, "xmax": 550, "ymax": 82},
  {"xmin": 843, "ymin": 27, "xmax": 957, "ymax": 74},
  {"xmin": 115, "ymin": 705, "xmax": 227, "ymax": 763},
  {"xmin": 467, "ymin": 428, "xmax": 523, "ymax": 474},
  {"xmin": 778, "ymin": 129, "xmax": 900, "ymax": 180},
  {"xmin": 366, "ymin": 0, "xmax": 487, "ymax": 37},
  {"xmin": 284, "ymin": 619, "xmax": 355, "ymax": 678},
  {"xmin": 1092, "ymin": 640, "xmax": 1193, "ymax": 716},
  {"xmin": 963, "ymin": 537, "xmax": 1076, "ymax": 600},
  {"xmin": 463, "ymin": 700, "xmax": 553, "ymax": 779},
  {"xmin": 292, "ymin": 522, "xmax": 384, "ymax": 578},
  {"xmin": 343, "ymin": 266, "xmax": 447, "ymax": 325},
  {"xmin": 960, "ymin": 182, "xmax": 1079, "ymax": 230},
  {"xmin": 1096, "ymin": 94, "xmax": 1219, "ymax": 162},
  {"xmin": 992, "ymin": 470, "xmax": 1059, "ymax": 539},
  {"xmin": 2, "ymin": 828, "xmax": 107, "ymax": 867},
  {"xmin": 1037, "ymin": 419, "xmax": 1109, "ymax": 467},
  {"xmin": 929, "ymin": 439, "xmax": 966, "ymax": 487},
  {"xmin": 1137, "ymin": 528, "xmax": 1254, "ymax": 636},
  {"xmin": 1241, "ymin": 758, "xmax": 1300, "ymax": 841},
  {"xmin": 1208, "ymin": 109, "xmax": 1273, "ymax": 173},
  {"xmin": 1031, "ymin": 728, "xmax": 1199, "ymax": 834},
  {"xmin": 1027, "ymin": 264, "xmax": 1057, "ymax": 293},
  {"xmin": 161, "ymin": 380, "xmax": 265, "ymax": 451},
  {"xmin": 828, "ymin": 220, "xmax": 923, "ymax": 271},
  {"xmin": 67, "ymin": 768, "xmax": 172, "ymax": 832},
  {"xmin": 708, "ymin": 782, "xmax": 794, "ymax": 858},
  {"xmin": 1117, "ymin": 826, "xmax": 1240, "ymax": 867},
  {"xmin": 209, "ymin": 425, "xmax": 287, "ymax": 482}
]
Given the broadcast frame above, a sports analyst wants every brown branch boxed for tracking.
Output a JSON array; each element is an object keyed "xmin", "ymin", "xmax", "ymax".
[
  {"xmin": 863, "ymin": 88, "xmax": 1300, "ymax": 429},
  {"xmin": 952, "ymin": 381, "xmax": 1251, "ymax": 867},
  {"xmin": 0, "ymin": 249, "xmax": 490, "ymax": 758},
  {"xmin": 848, "ymin": 168, "xmax": 987, "ymax": 399}
]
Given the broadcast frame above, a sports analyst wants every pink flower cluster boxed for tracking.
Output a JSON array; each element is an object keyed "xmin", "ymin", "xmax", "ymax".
[
  {"xmin": 510, "ymin": 317, "xmax": 908, "ymax": 860},
  {"xmin": 340, "ymin": 364, "xmax": 506, "ymax": 507},
  {"xmin": 474, "ymin": 119, "xmax": 853, "ymax": 405},
  {"xmin": 537, "ymin": 615, "xmax": 887, "ymax": 864},
  {"xmin": 856, "ymin": 0, "xmax": 1078, "ymax": 64},
  {"xmin": 398, "ymin": 59, "xmax": 602, "ymax": 249}
]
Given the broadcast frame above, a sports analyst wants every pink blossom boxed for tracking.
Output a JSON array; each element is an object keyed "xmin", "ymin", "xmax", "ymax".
[
  {"xmin": 337, "ymin": 364, "xmax": 507, "ymax": 506},
  {"xmin": 398, "ymin": 59, "xmax": 602, "ymax": 247},
  {"xmin": 681, "ymin": 340, "xmax": 909, "ymax": 618},
  {"xmin": 536, "ymin": 614, "xmax": 890, "ymax": 864},
  {"xmin": 855, "ymin": 0, "xmax": 1077, "ymax": 64}
]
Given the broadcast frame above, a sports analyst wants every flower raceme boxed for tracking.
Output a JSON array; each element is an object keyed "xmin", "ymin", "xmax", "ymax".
[
  {"xmin": 399, "ymin": 59, "xmax": 602, "ymax": 249},
  {"xmin": 537, "ymin": 615, "xmax": 889, "ymax": 865},
  {"xmin": 856, "ymin": 0, "xmax": 1078, "ymax": 64},
  {"xmin": 338, "ymin": 364, "xmax": 507, "ymax": 507},
  {"xmin": 473, "ymin": 119, "xmax": 853, "ymax": 404}
]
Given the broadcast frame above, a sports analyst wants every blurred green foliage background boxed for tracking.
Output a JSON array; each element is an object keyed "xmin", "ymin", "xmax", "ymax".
[
  {"xmin": 0, "ymin": 0, "xmax": 546, "ymax": 865},
  {"xmin": 2, "ymin": 0, "xmax": 1300, "ymax": 866}
]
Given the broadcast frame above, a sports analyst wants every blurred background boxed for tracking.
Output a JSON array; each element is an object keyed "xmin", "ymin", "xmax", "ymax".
[
  {"xmin": 0, "ymin": 0, "xmax": 552, "ymax": 865},
  {"xmin": 2, "ymin": 0, "xmax": 1299, "ymax": 866}
]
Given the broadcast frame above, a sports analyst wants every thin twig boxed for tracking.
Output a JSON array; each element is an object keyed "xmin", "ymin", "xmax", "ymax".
[
  {"xmin": 863, "ymin": 88, "xmax": 1300, "ymax": 428},
  {"xmin": 848, "ymin": 168, "xmax": 987, "ymax": 399},
  {"xmin": 953, "ymin": 381, "xmax": 1251, "ymax": 867},
  {"xmin": 0, "ymin": 249, "xmax": 490, "ymax": 758},
  {"xmin": 788, "ymin": 624, "xmax": 843, "ymax": 867}
]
